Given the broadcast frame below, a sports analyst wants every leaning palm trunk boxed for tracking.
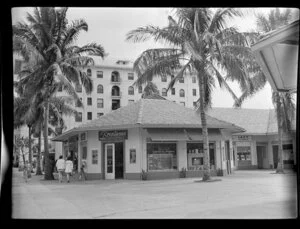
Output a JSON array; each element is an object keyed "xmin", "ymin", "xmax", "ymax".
[
  {"xmin": 27, "ymin": 125, "xmax": 32, "ymax": 178},
  {"xmin": 276, "ymin": 95, "xmax": 284, "ymax": 173},
  {"xmin": 36, "ymin": 126, "xmax": 43, "ymax": 175},
  {"xmin": 198, "ymin": 72, "xmax": 211, "ymax": 181},
  {"xmin": 43, "ymin": 100, "xmax": 54, "ymax": 180}
]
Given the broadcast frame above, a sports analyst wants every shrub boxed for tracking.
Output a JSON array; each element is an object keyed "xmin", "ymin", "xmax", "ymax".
[
  {"xmin": 141, "ymin": 169, "xmax": 148, "ymax": 180},
  {"xmin": 180, "ymin": 167, "xmax": 187, "ymax": 178}
]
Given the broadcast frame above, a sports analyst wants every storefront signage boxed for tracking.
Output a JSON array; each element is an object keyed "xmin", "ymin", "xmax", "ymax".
[
  {"xmin": 98, "ymin": 130, "xmax": 128, "ymax": 141},
  {"xmin": 233, "ymin": 135, "xmax": 252, "ymax": 141}
]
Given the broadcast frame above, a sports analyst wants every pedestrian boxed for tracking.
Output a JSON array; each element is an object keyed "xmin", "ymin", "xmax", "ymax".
[
  {"xmin": 56, "ymin": 155, "xmax": 65, "ymax": 183},
  {"xmin": 79, "ymin": 161, "xmax": 87, "ymax": 181},
  {"xmin": 65, "ymin": 156, "xmax": 73, "ymax": 183}
]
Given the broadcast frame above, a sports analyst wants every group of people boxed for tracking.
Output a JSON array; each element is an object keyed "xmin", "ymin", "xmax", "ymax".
[{"xmin": 55, "ymin": 155, "xmax": 87, "ymax": 183}]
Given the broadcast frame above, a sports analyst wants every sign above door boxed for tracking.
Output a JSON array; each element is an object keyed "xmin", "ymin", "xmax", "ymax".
[{"xmin": 99, "ymin": 130, "xmax": 128, "ymax": 141}]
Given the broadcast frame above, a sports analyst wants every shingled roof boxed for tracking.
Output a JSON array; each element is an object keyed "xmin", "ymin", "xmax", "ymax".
[
  {"xmin": 52, "ymin": 99, "xmax": 245, "ymax": 141},
  {"xmin": 207, "ymin": 107, "xmax": 296, "ymax": 135}
]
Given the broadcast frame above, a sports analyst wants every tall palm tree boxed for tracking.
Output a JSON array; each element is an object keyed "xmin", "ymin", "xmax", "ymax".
[
  {"xmin": 127, "ymin": 8, "xmax": 261, "ymax": 181},
  {"xmin": 141, "ymin": 81, "xmax": 160, "ymax": 98},
  {"xmin": 13, "ymin": 7, "xmax": 105, "ymax": 179},
  {"xmin": 255, "ymin": 8, "xmax": 297, "ymax": 173}
]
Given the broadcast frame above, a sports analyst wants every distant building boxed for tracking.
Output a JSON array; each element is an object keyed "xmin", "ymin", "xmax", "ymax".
[{"xmin": 207, "ymin": 108, "xmax": 297, "ymax": 170}]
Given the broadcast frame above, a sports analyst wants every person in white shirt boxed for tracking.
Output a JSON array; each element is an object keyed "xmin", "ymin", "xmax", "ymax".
[
  {"xmin": 56, "ymin": 155, "xmax": 65, "ymax": 183},
  {"xmin": 65, "ymin": 156, "xmax": 73, "ymax": 183}
]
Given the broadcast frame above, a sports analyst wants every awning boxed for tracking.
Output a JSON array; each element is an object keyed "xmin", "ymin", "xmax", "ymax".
[
  {"xmin": 251, "ymin": 20, "xmax": 299, "ymax": 92},
  {"xmin": 146, "ymin": 128, "xmax": 190, "ymax": 141}
]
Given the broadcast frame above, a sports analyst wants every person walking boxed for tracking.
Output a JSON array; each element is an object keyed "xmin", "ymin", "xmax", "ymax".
[
  {"xmin": 65, "ymin": 156, "xmax": 73, "ymax": 183},
  {"xmin": 56, "ymin": 155, "xmax": 65, "ymax": 183}
]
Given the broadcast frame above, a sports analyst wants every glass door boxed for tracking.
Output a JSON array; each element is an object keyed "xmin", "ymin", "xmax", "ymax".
[{"xmin": 105, "ymin": 144, "xmax": 115, "ymax": 179}]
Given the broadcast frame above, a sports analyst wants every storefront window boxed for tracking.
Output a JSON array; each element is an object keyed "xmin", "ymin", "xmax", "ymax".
[
  {"xmin": 187, "ymin": 142, "xmax": 215, "ymax": 170},
  {"xmin": 147, "ymin": 143, "xmax": 177, "ymax": 171},
  {"xmin": 92, "ymin": 150, "xmax": 98, "ymax": 164},
  {"xmin": 236, "ymin": 146, "xmax": 251, "ymax": 160}
]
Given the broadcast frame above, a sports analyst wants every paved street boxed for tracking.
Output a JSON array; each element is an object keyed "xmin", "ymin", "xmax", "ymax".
[{"xmin": 12, "ymin": 168, "xmax": 297, "ymax": 219}]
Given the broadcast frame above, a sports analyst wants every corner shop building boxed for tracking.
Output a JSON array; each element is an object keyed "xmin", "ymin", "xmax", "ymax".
[{"xmin": 52, "ymin": 97, "xmax": 245, "ymax": 180}]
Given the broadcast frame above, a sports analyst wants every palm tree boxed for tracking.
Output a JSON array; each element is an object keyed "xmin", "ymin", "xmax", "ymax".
[
  {"xmin": 254, "ymin": 8, "xmax": 297, "ymax": 173},
  {"xmin": 141, "ymin": 81, "xmax": 160, "ymax": 98},
  {"xmin": 13, "ymin": 7, "xmax": 106, "ymax": 179},
  {"xmin": 127, "ymin": 8, "xmax": 261, "ymax": 181}
]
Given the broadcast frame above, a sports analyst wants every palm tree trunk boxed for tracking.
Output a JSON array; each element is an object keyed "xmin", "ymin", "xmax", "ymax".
[
  {"xmin": 43, "ymin": 100, "xmax": 54, "ymax": 180},
  {"xmin": 198, "ymin": 72, "xmax": 211, "ymax": 181},
  {"xmin": 276, "ymin": 94, "xmax": 284, "ymax": 173},
  {"xmin": 35, "ymin": 125, "xmax": 43, "ymax": 175},
  {"xmin": 28, "ymin": 125, "xmax": 32, "ymax": 178}
]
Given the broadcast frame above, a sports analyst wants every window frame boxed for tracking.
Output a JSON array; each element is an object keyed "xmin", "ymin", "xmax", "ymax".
[
  {"xmin": 128, "ymin": 86, "xmax": 134, "ymax": 95},
  {"xmin": 97, "ymin": 71, "xmax": 103, "ymax": 78},
  {"xmin": 97, "ymin": 98, "xmax": 104, "ymax": 108},
  {"xmin": 87, "ymin": 112, "xmax": 92, "ymax": 120}
]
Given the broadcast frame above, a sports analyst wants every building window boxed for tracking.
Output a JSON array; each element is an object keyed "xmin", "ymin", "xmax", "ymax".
[
  {"xmin": 193, "ymin": 89, "xmax": 197, "ymax": 96},
  {"xmin": 179, "ymin": 89, "xmax": 185, "ymax": 97},
  {"xmin": 76, "ymin": 98, "xmax": 82, "ymax": 107},
  {"xmin": 180, "ymin": 102, "xmax": 185, "ymax": 106},
  {"xmin": 14, "ymin": 60, "xmax": 23, "ymax": 74},
  {"xmin": 111, "ymin": 71, "xmax": 120, "ymax": 82},
  {"xmin": 87, "ymin": 112, "xmax": 92, "ymax": 120},
  {"xmin": 97, "ymin": 84, "xmax": 103, "ymax": 94},
  {"xmin": 75, "ymin": 84, "xmax": 82, "ymax": 93},
  {"xmin": 192, "ymin": 77, "xmax": 196, "ymax": 83},
  {"xmin": 92, "ymin": 150, "xmax": 98, "ymax": 164},
  {"xmin": 237, "ymin": 146, "xmax": 251, "ymax": 161},
  {"xmin": 147, "ymin": 143, "xmax": 177, "ymax": 171},
  {"xmin": 138, "ymin": 86, "xmax": 143, "ymax": 93},
  {"xmin": 179, "ymin": 77, "xmax": 184, "ymax": 83},
  {"xmin": 162, "ymin": 88, "xmax": 167, "ymax": 96},
  {"xmin": 75, "ymin": 112, "xmax": 82, "ymax": 122},
  {"xmin": 87, "ymin": 97, "xmax": 92, "ymax": 106},
  {"xmin": 128, "ymin": 73, "xmax": 134, "ymax": 80},
  {"xmin": 97, "ymin": 113, "xmax": 104, "ymax": 118},
  {"xmin": 171, "ymin": 88, "xmax": 175, "ymax": 95},
  {"xmin": 87, "ymin": 69, "xmax": 92, "ymax": 77},
  {"xmin": 187, "ymin": 142, "xmax": 215, "ymax": 170},
  {"xmin": 97, "ymin": 71, "xmax": 103, "ymax": 78},
  {"xmin": 128, "ymin": 86, "xmax": 134, "ymax": 95},
  {"xmin": 82, "ymin": 146, "xmax": 87, "ymax": 159},
  {"xmin": 161, "ymin": 75, "xmax": 167, "ymax": 82},
  {"xmin": 112, "ymin": 86, "xmax": 120, "ymax": 96},
  {"xmin": 97, "ymin": 98, "xmax": 103, "ymax": 108}
]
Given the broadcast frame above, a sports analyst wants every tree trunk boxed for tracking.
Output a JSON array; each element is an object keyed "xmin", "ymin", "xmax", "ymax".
[
  {"xmin": 43, "ymin": 101, "xmax": 54, "ymax": 180},
  {"xmin": 198, "ymin": 72, "xmax": 211, "ymax": 181},
  {"xmin": 28, "ymin": 125, "xmax": 32, "ymax": 178},
  {"xmin": 276, "ymin": 93, "xmax": 284, "ymax": 173},
  {"xmin": 35, "ymin": 126, "xmax": 43, "ymax": 175}
]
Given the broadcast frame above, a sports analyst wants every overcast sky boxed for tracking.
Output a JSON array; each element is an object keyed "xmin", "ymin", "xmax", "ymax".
[{"xmin": 12, "ymin": 7, "xmax": 299, "ymax": 109}]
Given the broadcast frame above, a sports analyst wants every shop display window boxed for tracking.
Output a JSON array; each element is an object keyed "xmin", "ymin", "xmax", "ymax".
[
  {"xmin": 237, "ymin": 146, "xmax": 251, "ymax": 160},
  {"xmin": 147, "ymin": 143, "xmax": 177, "ymax": 171},
  {"xmin": 187, "ymin": 142, "xmax": 215, "ymax": 170}
]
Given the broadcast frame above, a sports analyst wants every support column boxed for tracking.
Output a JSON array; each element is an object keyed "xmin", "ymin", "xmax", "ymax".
[
  {"xmin": 251, "ymin": 140, "xmax": 257, "ymax": 167},
  {"xmin": 78, "ymin": 134, "xmax": 81, "ymax": 173},
  {"xmin": 267, "ymin": 139, "xmax": 273, "ymax": 169},
  {"xmin": 177, "ymin": 141, "xmax": 187, "ymax": 170}
]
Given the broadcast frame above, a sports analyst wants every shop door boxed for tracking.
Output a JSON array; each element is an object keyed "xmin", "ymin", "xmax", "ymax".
[
  {"xmin": 105, "ymin": 143, "xmax": 115, "ymax": 179},
  {"xmin": 257, "ymin": 146, "xmax": 263, "ymax": 169},
  {"xmin": 114, "ymin": 142, "xmax": 124, "ymax": 179}
]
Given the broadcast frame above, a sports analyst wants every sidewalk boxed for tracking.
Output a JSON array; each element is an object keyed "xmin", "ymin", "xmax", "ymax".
[{"xmin": 12, "ymin": 168, "xmax": 297, "ymax": 219}]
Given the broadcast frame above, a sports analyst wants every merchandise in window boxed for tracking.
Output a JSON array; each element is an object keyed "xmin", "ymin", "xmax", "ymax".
[
  {"xmin": 147, "ymin": 143, "xmax": 177, "ymax": 171},
  {"xmin": 187, "ymin": 142, "xmax": 215, "ymax": 170},
  {"xmin": 236, "ymin": 146, "xmax": 251, "ymax": 160}
]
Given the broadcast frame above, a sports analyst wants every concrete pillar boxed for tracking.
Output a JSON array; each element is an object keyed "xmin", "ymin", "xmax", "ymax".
[
  {"xmin": 78, "ymin": 134, "xmax": 81, "ymax": 173},
  {"xmin": 215, "ymin": 140, "xmax": 221, "ymax": 170},
  {"xmin": 177, "ymin": 141, "xmax": 187, "ymax": 170},
  {"xmin": 251, "ymin": 140, "xmax": 257, "ymax": 166},
  {"xmin": 141, "ymin": 131, "xmax": 147, "ymax": 172}
]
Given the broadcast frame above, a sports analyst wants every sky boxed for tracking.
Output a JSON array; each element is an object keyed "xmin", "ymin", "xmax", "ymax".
[{"xmin": 11, "ymin": 7, "xmax": 299, "ymax": 110}]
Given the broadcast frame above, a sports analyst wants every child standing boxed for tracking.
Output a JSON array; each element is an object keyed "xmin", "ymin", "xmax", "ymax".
[{"xmin": 65, "ymin": 156, "xmax": 73, "ymax": 183}]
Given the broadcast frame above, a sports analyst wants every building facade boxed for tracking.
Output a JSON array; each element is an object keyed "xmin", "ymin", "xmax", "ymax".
[
  {"xmin": 52, "ymin": 98, "xmax": 245, "ymax": 180},
  {"xmin": 207, "ymin": 108, "xmax": 297, "ymax": 170}
]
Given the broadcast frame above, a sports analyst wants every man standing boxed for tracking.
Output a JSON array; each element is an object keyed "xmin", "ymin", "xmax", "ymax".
[{"xmin": 56, "ymin": 155, "xmax": 65, "ymax": 183}]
